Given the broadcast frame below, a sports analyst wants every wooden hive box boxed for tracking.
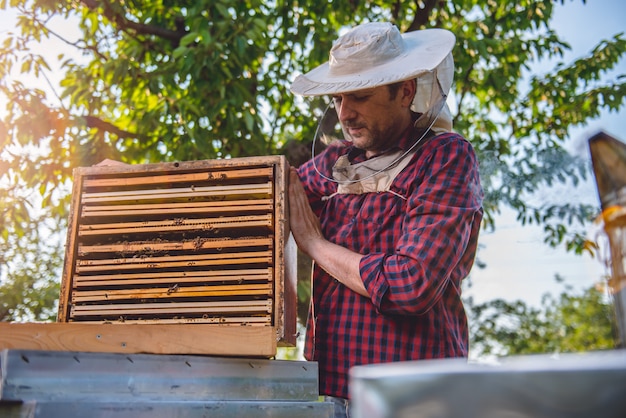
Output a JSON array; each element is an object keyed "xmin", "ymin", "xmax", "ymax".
[{"xmin": 53, "ymin": 155, "xmax": 297, "ymax": 357}]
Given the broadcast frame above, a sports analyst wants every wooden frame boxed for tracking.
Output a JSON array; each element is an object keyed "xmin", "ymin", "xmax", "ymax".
[
  {"xmin": 0, "ymin": 322, "xmax": 277, "ymax": 356},
  {"xmin": 42, "ymin": 155, "xmax": 296, "ymax": 356}
]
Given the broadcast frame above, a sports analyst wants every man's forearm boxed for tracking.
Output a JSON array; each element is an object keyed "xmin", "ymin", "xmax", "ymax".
[{"xmin": 306, "ymin": 237, "xmax": 369, "ymax": 297}]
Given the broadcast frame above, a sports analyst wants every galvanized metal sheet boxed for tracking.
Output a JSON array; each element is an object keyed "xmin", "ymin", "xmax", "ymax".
[
  {"xmin": 350, "ymin": 350, "xmax": 626, "ymax": 418},
  {"xmin": 0, "ymin": 400, "xmax": 334, "ymax": 418},
  {"xmin": 1, "ymin": 349, "xmax": 319, "ymax": 402}
]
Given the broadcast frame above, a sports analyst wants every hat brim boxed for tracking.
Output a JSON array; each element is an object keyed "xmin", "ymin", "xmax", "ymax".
[{"xmin": 290, "ymin": 28, "xmax": 455, "ymax": 96}]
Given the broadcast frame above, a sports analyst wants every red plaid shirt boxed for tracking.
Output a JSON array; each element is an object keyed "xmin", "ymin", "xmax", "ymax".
[{"xmin": 298, "ymin": 130, "xmax": 483, "ymax": 399}]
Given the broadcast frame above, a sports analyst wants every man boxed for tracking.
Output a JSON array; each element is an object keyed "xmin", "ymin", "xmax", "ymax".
[{"xmin": 288, "ymin": 22, "xmax": 483, "ymax": 417}]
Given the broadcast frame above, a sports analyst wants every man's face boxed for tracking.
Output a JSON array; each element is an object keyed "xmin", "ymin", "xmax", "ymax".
[{"xmin": 332, "ymin": 81, "xmax": 414, "ymax": 157}]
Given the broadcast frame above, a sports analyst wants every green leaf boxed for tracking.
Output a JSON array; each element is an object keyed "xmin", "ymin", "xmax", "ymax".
[{"xmin": 179, "ymin": 31, "xmax": 198, "ymax": 47}]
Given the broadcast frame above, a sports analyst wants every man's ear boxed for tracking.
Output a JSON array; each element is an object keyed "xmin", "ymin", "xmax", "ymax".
[{"xmin": 401, "ymin": 79, "xmax": 417, "ymax": 108}]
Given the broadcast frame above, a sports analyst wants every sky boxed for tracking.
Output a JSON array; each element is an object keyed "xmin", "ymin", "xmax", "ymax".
[
  {"xmin": 464, "ymin": 0, "xmax": 626, "ymax": 307},
  {"xmin": 0, "ymin": 1, "xmax": 625, "ymax": 309}
]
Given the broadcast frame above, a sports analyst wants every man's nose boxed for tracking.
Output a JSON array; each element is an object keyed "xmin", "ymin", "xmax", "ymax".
[{"xmin": 336, "ymin": 100, "xmax": 357, "ymax": 122}]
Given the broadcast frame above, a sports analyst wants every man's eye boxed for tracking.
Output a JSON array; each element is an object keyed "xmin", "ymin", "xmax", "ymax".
[{"xmin": 332, "ymin": 94, "xmax": 369, "ymax": 105}]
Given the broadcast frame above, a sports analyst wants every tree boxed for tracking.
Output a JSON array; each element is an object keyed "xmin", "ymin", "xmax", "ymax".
[
  {"xmin": 0, "ymin": 204, "xmax": 62, "ymax": 321},
  {"xmin": 468, "ymin": 276, "xmax": 617, "ymax": 358},
  {"xmin": 0, "ymin": 0, "xmax": 624, "ymax": 326}
]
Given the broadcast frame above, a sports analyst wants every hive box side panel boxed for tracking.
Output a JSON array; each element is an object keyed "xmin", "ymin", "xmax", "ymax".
[
  {"xmin": 58, "ymin": 169, "xmax": 86, "ymax": 322},
  {"xmin": 273, "ymin": 156, "xmax": 297, "ymax": 347}
]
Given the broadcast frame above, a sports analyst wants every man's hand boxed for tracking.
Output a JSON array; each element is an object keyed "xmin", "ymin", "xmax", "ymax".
[{"xmin": 288, "ymin": 167, "xmax": 324, "ymax": 257}]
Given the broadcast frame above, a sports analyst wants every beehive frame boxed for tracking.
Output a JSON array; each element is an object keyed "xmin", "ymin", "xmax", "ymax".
[{"xmin": 56, "ymin": 155, "xmax": 297, "ymax": 355}]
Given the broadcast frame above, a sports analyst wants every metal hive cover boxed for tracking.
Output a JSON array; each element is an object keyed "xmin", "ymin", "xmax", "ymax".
[{"xmin": 589, "ymin": 131, "xmax": 626, "ymax": 210}]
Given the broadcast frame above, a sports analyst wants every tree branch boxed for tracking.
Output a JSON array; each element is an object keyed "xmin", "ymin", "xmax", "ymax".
[
  {"xmin": 83, "ymin": 115, "xmax": 144, "ymax": 140},
  {"xmin": 20, "ymin": 8, "xmax": 108, "ymax": 60},
  {"xmin": 79, "ymin": 0, "xmax": 187, "ymax": 44},
  {"xmin": 408, "ymin": 0, "xmax": 439, "ymax": 31}
]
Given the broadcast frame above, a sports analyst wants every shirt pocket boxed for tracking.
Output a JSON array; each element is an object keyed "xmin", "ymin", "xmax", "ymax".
[{"xmin": 352, "ymin": 192, "xmax": 407, "ymax": 253}]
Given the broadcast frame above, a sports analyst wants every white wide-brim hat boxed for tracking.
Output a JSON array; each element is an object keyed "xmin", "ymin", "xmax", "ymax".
[{"xmin": 290, "ymin": 22, "xmax": 456, "ymax": 97}]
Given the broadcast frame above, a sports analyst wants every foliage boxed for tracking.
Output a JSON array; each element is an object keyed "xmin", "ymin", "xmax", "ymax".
[
  {"xmin": 0, "ymin": 0, "xmax": 625, "ymax": 332},
  {"xmin": 467, "ymin": 276, "xmax": 617, "ymax": 359},
  {"xmin": 0, "ymin": 204, "xmax": 62, "ymax": 322}
]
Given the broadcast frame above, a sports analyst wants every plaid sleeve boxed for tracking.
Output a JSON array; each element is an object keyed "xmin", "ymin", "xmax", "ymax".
[{"xmin": 360, "ymin": 135, "xmax": 483, "ymax": 315}]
